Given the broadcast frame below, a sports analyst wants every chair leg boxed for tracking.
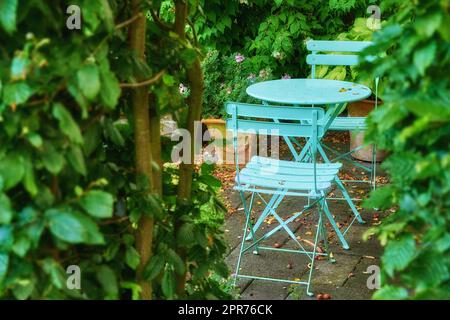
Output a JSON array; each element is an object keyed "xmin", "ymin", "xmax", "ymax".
[
  {"xmin": 317, "ymin": 144, "xmax": 365, "ymax": 224},
  {"xmin": 334, "ymin": 176, "xmax": 365, "ymax": 224},
  {"xmin": 317, "ymin": 203, "xmax": 335, "ymax": 262},
  {"xmin": 234, "ymin": 191, "xmax": 258, "ymax": 287},
  {"xmin": 371, "ymin": 144, "xmax": 377, "ymax": 191},
  {"xmin": 246, "ymin": 192, "xmax": 284, "ymax": 241},
  {"xmin": 306, "ymin": 208, "xmax": 323, "ymax": 297},
  {"xmin": 320, "ymin": 198, "xmax": 350, "ymax": 250}
]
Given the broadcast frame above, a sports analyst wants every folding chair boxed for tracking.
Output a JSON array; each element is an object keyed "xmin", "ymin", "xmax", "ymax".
[
  {"xmin": 306, "ymin": 40, "xmax": 380, "ymax": 193},
  {"xmin": 226, "ymin": 102, "xmax": 345, "ymax": 296}
]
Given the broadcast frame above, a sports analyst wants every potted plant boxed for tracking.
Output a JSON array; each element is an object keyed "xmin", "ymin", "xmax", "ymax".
[{"xmin": 316, "ymin": 18, "xmax": 387, "ymax": 162}]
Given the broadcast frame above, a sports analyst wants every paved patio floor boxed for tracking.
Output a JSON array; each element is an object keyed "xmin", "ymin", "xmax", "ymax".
[{"xmin": 216, "ymin": 132, "xmax": 389, "ymax": 300}]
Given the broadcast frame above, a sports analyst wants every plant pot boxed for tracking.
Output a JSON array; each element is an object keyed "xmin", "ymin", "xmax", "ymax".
[
  {"xmin": 202, "ymin": 119, "xmax": 255, "ymax": 165},
  {"xmin": 347, "ymin": 99, "xmax": 388, "ymax": 162}
]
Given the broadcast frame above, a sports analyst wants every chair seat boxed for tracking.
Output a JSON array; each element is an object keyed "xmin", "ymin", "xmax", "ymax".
[
  {"xmin": 235, "ymin": 156, "xmax": 341, "ymax": 192},
  {"xmin": 328, "ymin": 117, "xmax": 366, "ymax": 131}
]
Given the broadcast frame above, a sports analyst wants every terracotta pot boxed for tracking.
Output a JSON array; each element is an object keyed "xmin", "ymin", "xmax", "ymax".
[
  {"xmin": 201, "ymin": 119, "xmax": 254, "ymax": 165},
  {"xmin": 347, "ymin": 99, "xmax": 388, "ymax": 162}
]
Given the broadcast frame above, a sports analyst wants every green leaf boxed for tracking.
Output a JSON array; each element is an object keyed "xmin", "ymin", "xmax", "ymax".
[
  {"xmin": 99, "ymin": 66, "xmax": 121, "ymax": 109},
  {"xmin": 0, "ymin": 0, "xmax": 18, "ymax": 34},
  {"xmin": 0, "ymin": 226, "xmax": 13, "ymax": 251},
  {"xmin": 363, "ymin": 185, "xmax": 394, "ymax": 210},
  {"xmin": 23, "ymin": 156, "xmax": 38, "ymax": 196},
  {"xmin": 143, "ymin": 254, "xmax": 165, "ymax": 280},
  {"xmin": 382, "ymin": 234, "xmax": 416, "ymax": 277},
  {"xmin": 96, "ymin": 265, "xmax": 118, "ymax": 298},
  {"xmin": 67, "ymin": 146, "xmax": 87, "ymax": 176},
  {"xmin": 176, "ymin": 223, "xmax": 195, "ymax": 246},
  {"xmin": 26, "ymin": 133, "xmax": 43, "ymax": 148},
  {"xmin": 198, "ymin": 174, "xmax": 221, "ymax": 188},
  {"xmin": 52, "ymin": 103, "xmax": 83, "ymax": 144},
  {"xmin": 46, "ymin": 209, "xmax": 87, "ymax": 244},
  {"xmin": 413, "ymin": 42, "xmax": 436, "ymax": 76},
  {"xmin": 47, "ymin": 209, "xmax": 105, "ymax": 245},
  {"xmin": 12, "ymin": 234, "xmax": 31, "ymax": 257},
  {"xmin": 79, "ymin": 190, "xmax": 114, "ymax": 218},
  {"xmin": 373, "ymin": 285, "xmax": 409, "ymax": 300},
  {"xmin": 0, "ymin": 153, "xmax": 24, "ymax": 190},
  {"xmin": 0, "ymin": 193, "xmax": 13, "ymax": 224},
  {"xmin": 167, "ymin": 249, "xmax": 185, "ymax": 275},
  {"xmin": 3, "ymin": 82, "xmax": 33, "ymax": 106},
  {"xmin": 0, "ymin": 252, "xmax": 9, "ymax": 284},
  {"xmin": 77, "ymin": 63, "xmax": 101, "ymax": 100},
  {"xmin": 161, "ymin": 269, "xmax": 176, "ymax": 299},
  {"xmin": 41, "ymin": 145, "xmax": 64, "ymax": 174},
  {"xmin": 41, "ymin": 258, "xmax": 65, "ymax": 289},
  {"xmin": 125, "ymin": 246, "xmax": 140, "ymax": 270}
]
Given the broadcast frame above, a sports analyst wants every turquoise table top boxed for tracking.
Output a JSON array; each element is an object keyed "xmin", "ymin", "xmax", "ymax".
[{"xmin": 246, "ymin": 78, "xmax": 372, "ymax": 105}]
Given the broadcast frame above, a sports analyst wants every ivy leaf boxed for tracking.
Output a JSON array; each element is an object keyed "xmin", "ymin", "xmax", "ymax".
[
  {"xmin": 52, "ymin": 103, "xmax": 83, "ymax": 144},
  {"xmin": 96, "ymin": 265, "xmax": 118, "ymax": 299},
  {"xmin": 0, "ymin": 153, "xmax": 24, "ymax": 190},
  {"xmin": 0, "ymin": 0, "xmax": 18, "ymax": 34},
  {"xmin": 125, "ymin": 246, "xmax": 140, "ymax": 270},
  {"xmin": 79, "ymin": 190, "xmax": 114, "ymax": 218},
  {"xmin": 382, "ymin": 234, "xmax": 416, "ymax": 277},
  {"xmin": 77, "ymin": 63, "xmax": 101, "ymax": 100},
  {"xmin": 143, "ymin": 254, "xmax": 165, "ymax": 280}
]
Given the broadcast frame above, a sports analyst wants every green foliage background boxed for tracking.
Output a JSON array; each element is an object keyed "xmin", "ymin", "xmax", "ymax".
[
  {"xmin": 0, "ymin": 0, "xmax": 230, "ymax": 299},
  {"xmin": 361, "ymin": 0, "xmax": 450, "ymax": 299}
]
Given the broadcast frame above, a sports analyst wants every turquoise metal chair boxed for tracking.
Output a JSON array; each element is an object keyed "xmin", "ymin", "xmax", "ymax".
[
  {"xmin": 226, "ymin": 102, "xmax": 345, "ymax": 296},
  {"xmin": 306, "ymin": 40, "xmax": 380, "ymax": 193}
]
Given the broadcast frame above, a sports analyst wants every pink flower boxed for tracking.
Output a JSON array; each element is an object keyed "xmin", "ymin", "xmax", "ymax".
[
  {"xmin": 282, "ymin": 74, "xmax": 292, "ymax": 80},
  {"xmin": 235, "ymin": 53, "xmax": 245, "ymax": 63}
]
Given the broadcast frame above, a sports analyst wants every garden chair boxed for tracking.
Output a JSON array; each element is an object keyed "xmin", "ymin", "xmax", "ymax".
[
  {"xmin": 306, "ymin": 40, "xmax": 380, "ymax": 194},
  {"xmin": 226, "ymin": 101, "xmax": 346, "ymax": 296}
]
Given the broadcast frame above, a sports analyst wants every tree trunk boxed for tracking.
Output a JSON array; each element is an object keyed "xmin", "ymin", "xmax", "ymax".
[
  {"xmin": 129, "ymin": 0, "xmax": 154, "ymax": 300},
  {"xmin": 174, "ymin": 0, "xmax": 205, "ymax": 297}
]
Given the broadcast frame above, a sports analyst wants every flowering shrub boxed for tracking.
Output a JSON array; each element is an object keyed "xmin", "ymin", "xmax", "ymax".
[{"xmin": 202, "ymin": 50, "xmax": 275, "ymax": 119}]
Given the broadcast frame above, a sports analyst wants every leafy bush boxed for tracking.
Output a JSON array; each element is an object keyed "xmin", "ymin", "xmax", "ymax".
[
  {"xmin": 198, "ymin": 0, "xmax": 378, "ymax": 118},
  {"xmin": 361, "ymin": 0, "xmax": 450, "ymax": 299},
  {"xmin": 0, "ymin": 0, "xmax": 231, "ymax": 300},
  {"xmin": 202, "ymin": 50, "xmax": 274, "ymax": 118}
]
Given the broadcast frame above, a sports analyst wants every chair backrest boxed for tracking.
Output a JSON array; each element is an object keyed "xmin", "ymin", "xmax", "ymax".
[
  {"xmin": 225, "ymin": 102, "xmax": 325, "ymax": 139},
  {"xmin": 306, "ymin": 40, "xmax": 373, "ymax": 79},
  {"xmin": 225, "ymin": 102, "xmax": 325, "ymax": 191}
]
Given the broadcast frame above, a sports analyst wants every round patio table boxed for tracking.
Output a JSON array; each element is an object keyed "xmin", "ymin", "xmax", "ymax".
[{"xmin": 246, "ymin": 78, "xmax": 371, "ymax": 106}]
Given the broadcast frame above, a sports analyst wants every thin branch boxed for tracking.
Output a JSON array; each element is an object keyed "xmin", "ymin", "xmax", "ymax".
[
  {"xmin": 116, "ymin": 13, "xmax": 143, "ymax": 30},
  {"xmin": 150, "ymin": 10, "xmax": 173, "ymax": 32},
  {"xmin": 120, "ymin": 69, "xmax": 166, "ymax": 88}
]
